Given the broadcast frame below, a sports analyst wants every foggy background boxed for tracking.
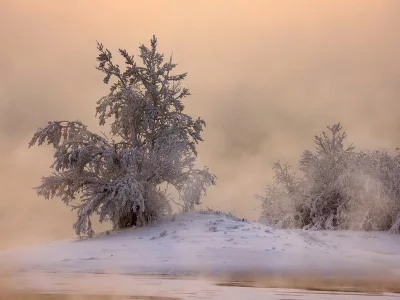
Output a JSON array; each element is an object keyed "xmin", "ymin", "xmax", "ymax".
[{"xmin": 1, "ymin": 0, "xmax": 400, "ymax": 248}]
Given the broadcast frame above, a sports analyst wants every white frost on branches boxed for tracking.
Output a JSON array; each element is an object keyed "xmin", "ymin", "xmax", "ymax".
[
  {"xmin": 257, "ymin": 123, "xmax": 400, "ymax": 234},
  {"xmin": 29, "ymin": 36, "xmax": 216, "ymax": 236}
]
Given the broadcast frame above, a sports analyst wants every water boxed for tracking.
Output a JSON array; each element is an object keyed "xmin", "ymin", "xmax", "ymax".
[{"xmin": 5, "ymin": 272, "xmax": 400, "ymax": 300}]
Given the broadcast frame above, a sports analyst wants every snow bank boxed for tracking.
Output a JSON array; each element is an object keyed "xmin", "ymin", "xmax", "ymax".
[{"xmin": 1, "ymin": 211, "xmax": 400, "ymax": 277}]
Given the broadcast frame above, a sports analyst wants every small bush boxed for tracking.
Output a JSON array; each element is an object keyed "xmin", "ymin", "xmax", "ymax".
[{"xmin": 257, "ymin": 123, "xmax": 400, "ymax": 233}]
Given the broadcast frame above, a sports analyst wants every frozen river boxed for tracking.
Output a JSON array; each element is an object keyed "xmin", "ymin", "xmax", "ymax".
[{"xmin": 8, "ymin": 272, "xmax": 400, "ymax": 300}]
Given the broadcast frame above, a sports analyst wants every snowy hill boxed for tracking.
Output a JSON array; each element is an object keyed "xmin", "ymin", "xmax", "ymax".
[{"xmin": 2, "ymin": 211, "xmax": 400, "ymax": 277}]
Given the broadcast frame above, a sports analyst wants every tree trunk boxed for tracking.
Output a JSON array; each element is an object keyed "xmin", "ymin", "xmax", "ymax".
[
  {"xmin": 117, "ymin": 207, "xmax": 138, "ymax": 229},
  {"xmin": 117, "ymin": 199, "xmax": 156, "ymax": 229}
]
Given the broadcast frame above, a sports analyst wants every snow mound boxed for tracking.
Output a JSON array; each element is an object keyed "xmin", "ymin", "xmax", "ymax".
[{"xmin": 1, "ymin": 211, "xmax": 400, "ymax": 276}]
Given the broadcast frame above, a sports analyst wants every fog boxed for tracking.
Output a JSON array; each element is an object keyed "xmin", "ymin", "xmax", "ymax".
[{"xmin": 1, "ymin": 0, "xmax": 400, "ymax": 248}]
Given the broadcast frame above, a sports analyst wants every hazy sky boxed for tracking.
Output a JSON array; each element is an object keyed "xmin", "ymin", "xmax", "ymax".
[{"xmin": 1, "ymin": 0, "xmax": 400, "ymax": 248}]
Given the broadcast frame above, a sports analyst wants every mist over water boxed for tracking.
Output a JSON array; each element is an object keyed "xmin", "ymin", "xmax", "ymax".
[{"xmin": 1, "ymin": 0, "xmax": 400, "ymax": 247}]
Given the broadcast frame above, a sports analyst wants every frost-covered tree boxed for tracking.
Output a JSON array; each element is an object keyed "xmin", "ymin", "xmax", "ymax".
[
  {"xmin": 29, "ymin": 36, "xmax": 216, "ymax": 236},
  {"xmin": 257, "ymin": 123, "xmax": 400, "ymax": 233}
]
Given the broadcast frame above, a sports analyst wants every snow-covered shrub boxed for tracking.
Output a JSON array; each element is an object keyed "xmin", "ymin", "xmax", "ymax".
[
  {"xmin": 257, "ymin": 123, "xmax": 400, "ymax": 233},
  {"xmin": 256, "ymin": 162, "xmax": 304, "ymax": 228},
  {"xmin": 29, "ymin": 36, "xmax": 216, "ymax": 236}
]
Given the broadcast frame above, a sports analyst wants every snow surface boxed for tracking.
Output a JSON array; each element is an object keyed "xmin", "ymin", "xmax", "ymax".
[
  {"xmin": 2, "ymin": 211, "xmax": 400, "ymax": 299},
  {"xmin": 2, "ymin": 211, "xmax": 400, "ymax": 276}
]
